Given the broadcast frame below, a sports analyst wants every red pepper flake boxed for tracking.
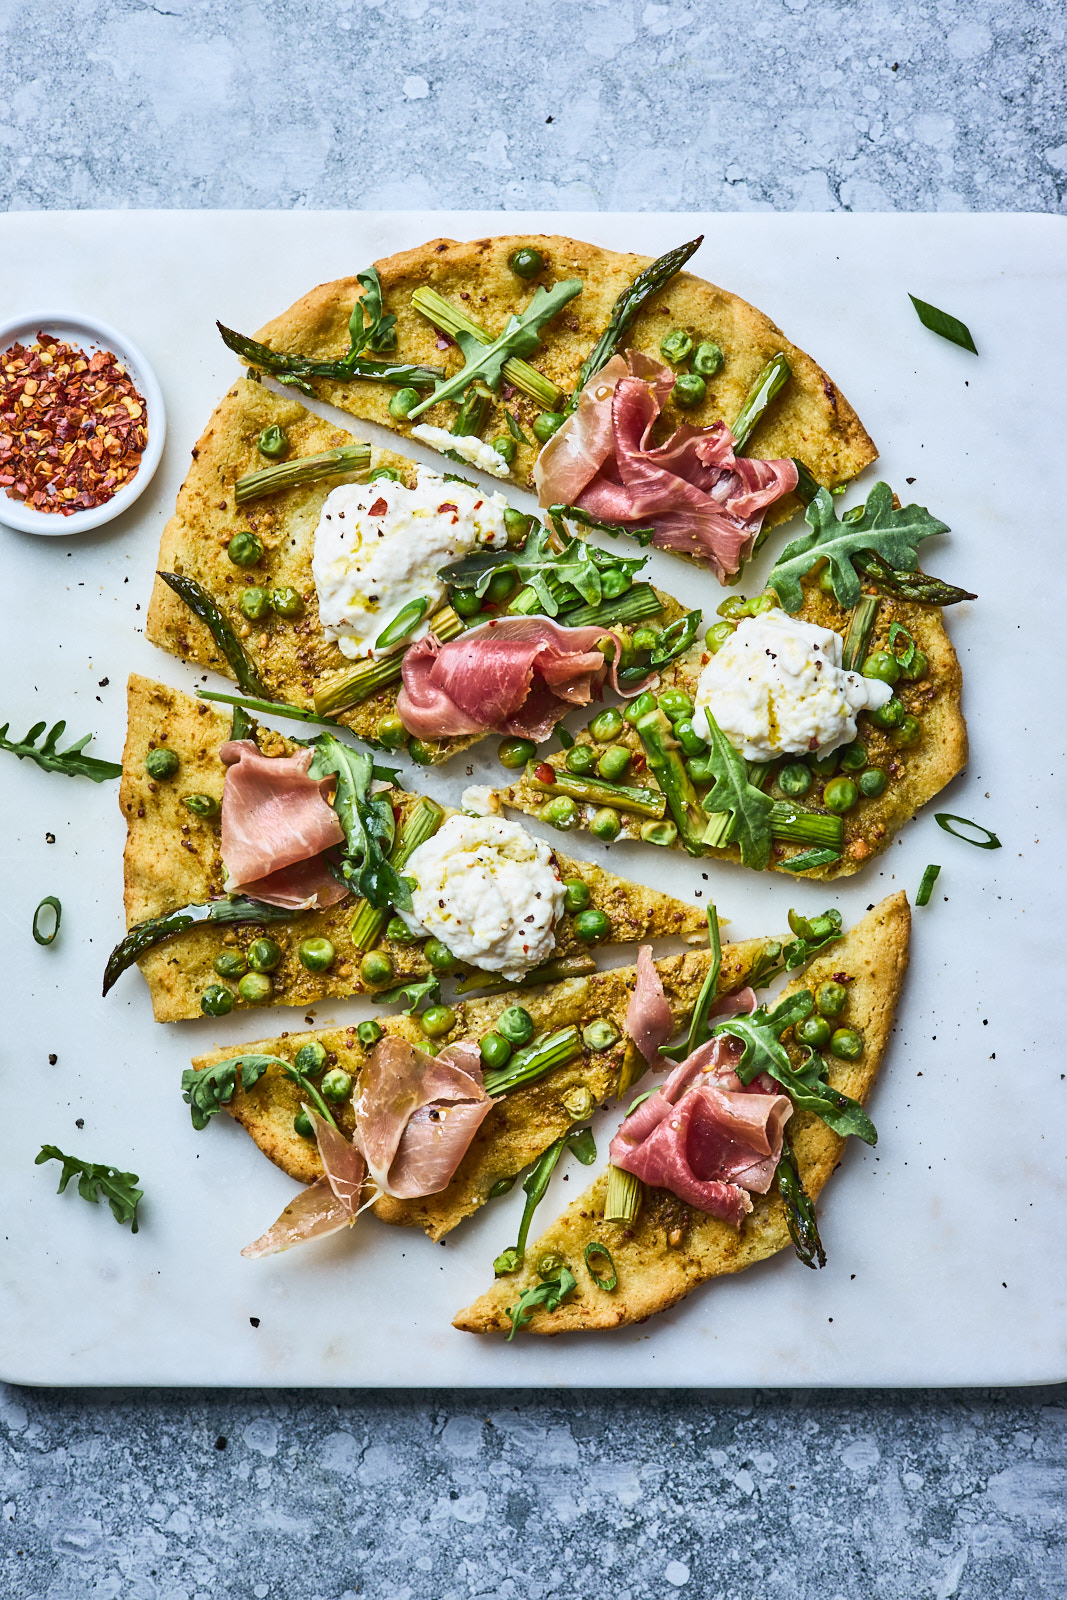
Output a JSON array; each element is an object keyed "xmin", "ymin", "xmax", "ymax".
[
  {"xmin": 437, "ymin": 502, "xmax": 458, "ymax": 514},
  {"xmin": 368, "ymin": 496, "xmax": 389, "ymax": 517},
  {"xmin": 0, "ymin": 332, "xmax": 148, "ymax": 514}
]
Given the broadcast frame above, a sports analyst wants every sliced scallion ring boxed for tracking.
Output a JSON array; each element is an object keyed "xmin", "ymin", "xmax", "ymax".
[
  {"xmin": 916, "ymin": 863, "xmax": 941, "ymax": 906},
  {"xmin": 584, "ymin": 1241, "xmax": 618, "ymax": 1292},
  {"xmin": 935, "ymin": 814, "xmax": 1001, "ymax": 850},
  {"xmin": 33, "ymin": 896, "xmax": 62, "ymax": 946},
  {"xmin": 375, "ymin": 596, "xmax": 430, "ymax": 651},
  {"xmin": 888, "ymin": 621, "xmax": 919, "ymax": 672}
]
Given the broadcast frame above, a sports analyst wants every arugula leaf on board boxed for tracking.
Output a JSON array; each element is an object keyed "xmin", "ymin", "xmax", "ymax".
[
  {"xmin": 180, "ymin": 1054, "xmax": 279, "ymax": 1130},
  {"xmin": 506, "ymin": 1266, "xmax": 578, "ymax": 1340},
  {"xmin": 0, "ymin": 718, "xmax": 121, "ymax": 783},
  {"xmin": 36, "ymin": 1145, "xmax": 143, "ymax": 1231},
  {"xmin": 407, "ymin": 278, "xmax": 584, "ymax": 419},
  {"xmin": 768, "ymin": 484, "xmax": 950, "ymax": 613},
  {"xmin": 908, "ymin": 294, "xmax": 978, "ymax": 355},
  {"xmin": 699, "ymin": 712, "xmax": 776, "ymax": 870}
]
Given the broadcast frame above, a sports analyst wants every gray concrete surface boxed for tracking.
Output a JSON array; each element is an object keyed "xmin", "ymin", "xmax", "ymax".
[{"xmin": 2, "ymin": 2, "xmax": 1065, "ymax": 1597}]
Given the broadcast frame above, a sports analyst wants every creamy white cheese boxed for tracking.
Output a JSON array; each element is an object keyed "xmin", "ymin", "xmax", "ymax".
[
  {"xmin": 398, "ymin": 814, "xmax": 565, "ymax": 980},
  {"xmin": 410, "ymin": 425, "xmax": 512, "ymax": 478},
  {"xmin": 312, "ymin": 471, "xmax": 509, "ymax": 660},
  {"xmin": 691, "ymin": 608, "xmax": 893, "ymax": 760},
  {"xmin": 460, "ymin": 784, "xmax": 501, "ymax": 817}
]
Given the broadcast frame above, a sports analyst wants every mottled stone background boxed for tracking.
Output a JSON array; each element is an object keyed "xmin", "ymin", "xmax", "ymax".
[{"xmin": 2, "ymin": 2, "xmax": 1065, "ymax": 1597}]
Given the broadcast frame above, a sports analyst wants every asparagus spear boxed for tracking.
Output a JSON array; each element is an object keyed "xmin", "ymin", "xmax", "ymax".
[
  {"xmin": 564, "ymin": 235, "xmax": 704, "ymax": 414},
  {"xmin": 635, "ymin": 708, "xmax": 708, "ymax": 855},
  {"xmin": 558, "ymin": 584, "xmax": 664, "ymax": 630},
  {"xmin": 776, "ymin": 1133, "xmax": 826, "ymax": 1268},
  {"xmin": 453, "ymin": 953, "xmax": 597, "ymax": 997},
  {"xmin": 103, "ymin": 897, "xmax": 293, "ymax": 996},
  {"xmin": 524, "ymin": 760, "xmax": 667, "ymax": 820},
  {"xmin": 198, "ymin": 690, "xmax": 340, "ymax": 727},
  {"xmin": 731, "ymin": 353, "xmax": 792, "ymax": 453},
  {"xmin": 217, "ymin": 322, "xmax": 442, "ymax": 393},
  {"xmin": 234, "ymin": 445, "xmax": 370, "ymax": 505},
  {"xmin": 852, "ymin": 550, "xmax": 977, "ymax": 606},
  {"xmin": 840, "ymin": 595, "xmax": 879, "ymax": 672},
  {"xmin": 410, "ymin": 288, "xmax": 563, "ymax": 411},
  {"xmin": 157, "ymin": 572, "xmax": 269, "ymax": 699}
]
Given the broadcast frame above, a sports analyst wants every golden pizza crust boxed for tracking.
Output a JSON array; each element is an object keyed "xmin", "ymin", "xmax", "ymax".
[
  {"xmin": 248, "ymin": 233, "xmax": 877, "ymax": 538},
  {"xmin": 190, "ymin": 935, "xmax": 773, "ymax": 1240},
  {"xmin": 120, "ymin": 674, "xmax": 709, "ymax": 1023},
  {"xmin": 453, "ymin": 891, "xmax": 910, "ymax": 1334},
  {"xmin": 500, "ymin": 580, "xmax": 967, "ymax": 879}
]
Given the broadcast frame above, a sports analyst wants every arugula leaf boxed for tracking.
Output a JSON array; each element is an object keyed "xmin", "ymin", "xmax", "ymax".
[
  {"xmin": 407, "ymin": 279, "xmax": 583, "ymax": 420},
  {"xmin": 747, "ymin": 910, "xmax": 842, "ymax": 988},
  {"xmin": 348, "ymin": 267, "xmax": 398, "ymax": 357},
  {"xmin": 102, "ymin": 896, "xmax": 295, "ymax": 996},
  {"xmin": 308, "ymin": 733, "xmax": 399, "ymax": 907},
  {"xmin": 36, "ymin": 1145, "xmax": 143, "ymax": 1231},
  {"xmin": 506, "ymin": 1266, "xmax": 578, "ymax": 1340},
  {"xmin": 699, "ymin": 712, "xmax": 775, "ymax": 870},
  {"xmin": 180, "ymin": 1053, "xmax": 280, "ymax": 1130},
  {"xmin": 0, "ymin": 718, "xmax": 121, "ymax": 783},
  {"xmin": 768, "ymin": 484, "xmax": 950, "ymax": 613},
  {"xmin": 493, "ymin": 1126, "xmax": 596, "ymax": 1277},
  {"xmin": 374, "ymin": 975, "xmax": 441, "ymax": 1014},
  {"xmin": 440, "ymin": 521, "xmax": 645, "ymax": 614},
  {"xmin": 618, "ymin": 608, "xmax": 702, "ymax": 685},
  {"xmin": 908, "ymin": 294, "xmax": 978, "ymax": 355},
  {"xmin": 547, "ymin": 503, "xmax": 657, "ymax": 547},
  {"xmin": 715, "ymin": 992, "xmax": 877, "ymax": 1146}
]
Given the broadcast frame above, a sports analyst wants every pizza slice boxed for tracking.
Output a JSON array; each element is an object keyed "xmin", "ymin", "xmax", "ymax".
[
  {"xmin": 453, "ymin": 891, "xmax": 909, "ymax": 1337},
  {"xmin": 110, "ymin": 674, "xmax": 710, "ymax": 1022}
]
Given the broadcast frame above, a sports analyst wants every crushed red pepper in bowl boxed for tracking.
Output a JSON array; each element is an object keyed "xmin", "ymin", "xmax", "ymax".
[{"xmin": 0, "ymin": 332, "xmax": 148, "ymax": 514}]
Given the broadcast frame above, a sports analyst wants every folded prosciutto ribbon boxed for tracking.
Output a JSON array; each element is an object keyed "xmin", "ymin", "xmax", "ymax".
[
  {"xmin": 396, "ymin": 615, "xmax": 638, "ymax": 743},
  {"xmin": 612, "ymin": 947, "xmax": 787, "ymax": 1228},
  {"xmin": 220, "ymin": 740, "xmax": 349, "ymax": 911},
  {"xmin": 533, "ymin": 350, "xmax": 798, "ymax": 581}
]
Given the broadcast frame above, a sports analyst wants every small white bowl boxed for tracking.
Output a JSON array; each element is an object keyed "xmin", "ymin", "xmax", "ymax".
[{"xmin": 0, "ymin": 309, "xmax": 166, "ymax": 536}]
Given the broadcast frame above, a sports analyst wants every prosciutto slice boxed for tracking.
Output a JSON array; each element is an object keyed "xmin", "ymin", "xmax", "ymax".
[
  {"xmin": 534, "ymin": 350, "xmax": 798, "ymax": 581},
  {"xmin": 396, "ymin": 616, "xmax": 634, "ymax": 743},
  {"xmin": 354, "ymin": 1035, "xmax": 495, "ymax": 1200},
  {"xmin": 241, "ymin": 1107, "xmax": 365, "ymax": 1258},
  {"xmin": 220, "ymin": 739, "xmax": 348, "ymax": 911},
  {"xmin": 610, "ymin": 1035, "xmax": 791, "ymax": 1227},
  {"xmin": 624, "ymin": 943, "xmax": 758, "ymax": 1072}
]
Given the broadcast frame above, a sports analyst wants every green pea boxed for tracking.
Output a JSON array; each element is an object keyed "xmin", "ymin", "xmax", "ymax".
[
  {"xmin": 809, "ymin": 750, "xmax": 838, "ymax": 780},
  {"xmin": 388, "ymin": 387, "xmax": 420, "ymax": 421},
  {"xmin": 823, "ymin": 776, "xmax": 858, "ymax": 815},
  {"xmin": 631, "ymin": 626, "xmax": 660, "ymax": 654},
  {"xmin": 590, "ymin": 806, "xmax": 621, "ymax": 841},
  {"xmin": 869, "ymin": 697, "xmax": 905, "ymax": 730},
  {"xmin": 532, "ymin": 411, "xmax": 565, "ymax": 444},
  {"xmin": 691, "ymin": 341, "xmax": 724, "ymax": 378},
  {"xmin": 600, "ymin": 567, "xmax": 632, "ymax": 600},
  {"xmin": 145, "ymin": 746, "xmax": 179, "ymax": 780},
  {"xmin": 182, "ymin": 793, "xmax": 220, "ymax": 819},
  {"xmin": 498, "ymin": 1006, "xmax": 535, "ymax": 1046},
  {"xmin": 373, "ymin": 713, "xmax": 408, "ymax": 750},
  {"xmin": 674, "ymin": 719, "xmax": 707, "ymax": 758},
  {"xmin": 706, "ymin": 621, "xmax": 735, "ymax": 654},
  {"xmin": 256, "ymin": 424, "xmax": 288, "ymax": 458},
  {"xmin": 862, "ymin": 650, "xmax": 901, "ymax": 686},
  {"xmin": 623, "ymin": 690, "xmax": 659, "ymax": 726},
  {"xmin": 298, "ymin": 937, "xmax": 335, "ymax": 973},
  {"xmin": 795, "ymin": 1014, "xmax": 832, "ymax": 1049},
  {"xmin": 563, "ymin": 878, "xmax": 592, "ymax": 915},
  {"xmin": 421, "ymin": 1004, "xmax": 456, "ymax": 1039},
  {"xmin": 685, "ymin": 754, "xmax": 715, "ymax": 785},
  {"xmin": 815, "ymin": 980, "xmax": 848, "ymax": 1018},
  {"xmin": 536, "ymin": 1251, "xmax": 566, "ymax": 1280},
  {"xmin": 899, "ymin": 647, "xmax": 928, "ymax": 682},
  {"xmin": 227, "ymin": 531, "xmax": 263, "ymax": 568},
  {"xmin": 501, "ymin": 734, "xmax": 538, "ymax": 768},
  {"xmin": 542, "ymin": 795, "xmax": 578, "ymax": 830},
  {"xmin": 479, "ymin": 1031, "xmax": 512, "ymax": 1071},
  {"xmin": 717, "ymin": 596, "xmax": 750, "ymax": 620},
  {"xmin": 200, "ymin": 984, "xmax": 234, "ymax": 1017},
  {"xmin": 503, "ymin": 507, "xmax": 532, "ymax": 544},
  {"xmin": 750, "ymin": 592, "xmax": 776, "ymax": 615},
  {"xmin": 640, "ymin": 819, "xmax": 679, "ymax": 848},
  {"xmin": 407, "ymin": 739, "xmax": 436, "ymax": 765},
  {"xmin": 238, "ymin": 972, "xmax": 273, "ymax": 1004},
  {"xmin": 239, "ymin": 586, "xmax": 271, "ymax": 622},
  {"xmin": 384, "ymin": 915, "xmax": 419, "ymax": 944},
  {"xmin": 819, "ymin": 567, "xmax": 837, "ymax": 594},
  {"xmin": 213, "ymin": 950, "xmax": 247, "ymax": 979},
  {"xmin": 658, "ymin": 689, "xmax": 694, "ymax": 723},
  {"xmin": 673, "ymin": 373, "xmax": 706, "ymax": 408},
  {"xmin": 483, "ymin": 569, "xmax": 516, "ymax": 604},
  {"xmin": 838, "ymin": 741, "xmax": 867, "ymax": 772},
  {"xmin": 320, "ymin": 1068, "xmax": 353, "ymax": 1103},
  {"xmin": 565, "ymin": 744, "xmax": 596, "ymax": 777},
  {"xmin": 509, "ymin": 246, "xmax": 544, "ymax": 279},
  {"xmin": 247, "ymin": 938, "xmax": 282, "ymax": 972},
  {"xmin": 659, "ymin": 328, "xmax": 694, "ymax": 365},
  {"xmin": 490, "ymin": 435, "xmax": 517, "ymax": 465},
  {"xmin": 562, "ymin": 1086, "xmax": 594, "ymax": 1120},
  {"xmin": 778, "ymin": 762, "xmax": 813, "ymax": 798},
  {"xmin": 830, "ymin": 1026, "xmax": 864, "ymax": 1061},
  {"xmin": 597, "ymin": 744, "xmax": 631, "ymax": 782},
  {"xmin": 893, "ymin": 714, "xmax": 922, "ymax": 748},
  {"xmin": 452, "ymin": 588, "xmax": 484, "ymax": 617},
  {"xmin": 271, "ymin": 586, "xmax": 304, "ymax": 619},
  {"xmin": 424, "ymin": 938, "xmax": 457, "ymax": 972},
  {"xmin": 358, "ymin": 1020, "xmax": 383, "ymax": 1049},
  {"xmin": 294, "ymin": 1041, "xmax": 327, "ymax": 1076},
  {"xmin": 859, "ymin": 766, "xmax": 887, "ymax": 798},
  {"xmin": 367, "ymin": 466, "xmax": 402, "ymax": 483},
  {"xmin": 582, "ymin": 1018, "xmax": 620, "ymax": 1051},
  {"xmin": 294, "ymin": 1109, "xmax": 314, "ymax": 1138},
  {"xmin": 360, "ymin": 950, "xmax": 394, "ymax": 986},
  {"xmin": 589, "ymin": 707, "xmax": 623, "ymax": 743}
]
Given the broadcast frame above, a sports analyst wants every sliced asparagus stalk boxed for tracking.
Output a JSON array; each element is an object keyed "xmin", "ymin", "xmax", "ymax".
[
  {"xmin": 234, "ymin": 445, "xmax": 371, "ymax": 505},
  {"xmin": 559, "ymin": 584, "xmax": 663, "ymax": 629},
  {"xmin": 410, "ymin": 287, "xmax": 563, "ymax": 411},
  {"xmin": 524, "ymin": 760, "xmax": 667, "ymax": 820},
  {"xmin": 450, "ymin": 382, "xmax": 493, "ymax": 439},
  {"xmin": 790, "ymin": 457, "xmax": 823, "ymax": 505},
  {"xmin": 507, "ymin": 571, "xmax": 577, "ymax": 617},
  {"xmin": 218, "ymin": 322, "xmax": 442, "ymax": 392},
  {"xmin": 481, "ymin": 1026, "xmax": 583, "ymax": 1097},
  {"xmin": 731, "ymin": 353, "xmax": 792, "ymax": 453},
  {"xmin": 635, "ymin": 708, "xmax": 708, "ymax": 855},
  {"xmin": 603, "ymin": 1164, "xmax": 643, "ymax": 1225},
  {"xmin": 768, "ymin": 801, "xmax": 843, "ymax": 850},
  {"xmin": 453, "ymin": 953, "xmax": 597, "ymax": 997},
  {"xmin": 313, "ymin": 605, "xmax": 466, "ymax": 716},
  {"xmin": 841, "ymin": 595, "xmax": 879, "ymax": 672},
  {"xmin": 349, "ymin": 797, "xmax": 445, "ymax": 950}
]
